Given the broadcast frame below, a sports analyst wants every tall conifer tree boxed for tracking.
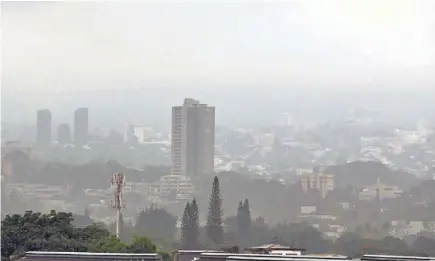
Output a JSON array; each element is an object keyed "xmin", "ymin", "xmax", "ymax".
[
  {"xmin": 236, "ymin": 198, "xmax": 252, "ymax": 246},
  {"xmin": 242, "ymin": 198, "xmax": 251, "ymax": 242},
  {"xmin": 236, "ymin": 201, "xmax": 244, "ymax": 239},
  {"xmin": 206, "ymin": 176, "xmax": 224, "ymax": 245},
  {"xmin": 190, "ymin": 198, "xmax": 200, "ymax": 248},
  {"xmin": 243, "ymin": 198, "xmax": 251, "ymax": 235},
  {"xmin": 180, "ymin": 202, "xmax": 191, "ymax": 248}
]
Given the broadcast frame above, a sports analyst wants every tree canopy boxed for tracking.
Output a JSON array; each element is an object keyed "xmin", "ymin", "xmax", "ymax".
[
  {"xmin": 135, "ymin": 204, "xmax": 177, "ymax": 243},
  {"xmin": 1, "ymin": 210, "xmax": 166, "ymax": 261},
  {"xmin": 180, "ymin": 199, "xmax": 199, "ymax": 249}
]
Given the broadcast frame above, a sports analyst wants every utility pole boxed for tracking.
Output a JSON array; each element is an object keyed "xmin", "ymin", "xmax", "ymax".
[{"xmin": 110, "ymin": 172, "xmax": 125, "ymax": 238}]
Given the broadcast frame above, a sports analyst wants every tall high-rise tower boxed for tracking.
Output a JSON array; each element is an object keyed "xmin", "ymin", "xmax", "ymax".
[
  {"xmin": 57, "ymin": 123, "xmax": 71, "ymax": 145},
  {"xmin": 171, "ymin": 98, "xmax": 215, "ymax": 178},
  {"xmin": 36, "ymin": 109, "xmax": 52, "ymax": 147},
  {"xmin": 74, "ymin": 108, "xmax": 89, "ymax": 146}
]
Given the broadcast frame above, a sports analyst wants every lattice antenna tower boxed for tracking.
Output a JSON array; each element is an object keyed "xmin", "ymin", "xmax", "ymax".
[{"xmin": 110, "ymin": 172, "xmax": 125, "ymax": 238}]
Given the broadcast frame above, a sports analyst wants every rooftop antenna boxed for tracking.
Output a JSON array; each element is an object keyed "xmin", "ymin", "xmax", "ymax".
[{"xmin": 110, "ymin": 172, "xmax": 125, "ymax": 238}]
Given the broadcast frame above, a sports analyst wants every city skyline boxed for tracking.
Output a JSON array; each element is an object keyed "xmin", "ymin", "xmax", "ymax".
[{"xmin": 32, "ymin": 108, "xmax": 89, "ymax": 146}]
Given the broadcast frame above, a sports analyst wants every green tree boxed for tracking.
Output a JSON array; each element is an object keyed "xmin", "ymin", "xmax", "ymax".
[
  {"xmin": 180, "ymin": 199, "xmax": 199, "ymax": 249},
  {"xmin": 135, "ymin": 204, "xmax": 177, "ymax": 244},
  {"xmin": 236, "ymin": 201, "xmax": 244, "ymax": 240},
  {"xmin": 334, "ymin": 232, "xmax": 363, "ymax": 257},
  {"xmin": 128, "ymin": 236, "xmax": 157, "ymax": 253},
  {"xmin": 2, "ymin": 210, "xmax": 169, "ymax": 260},
  {"xmin": 380, "ymin": 236, "xmax": 410, "ymax": 255},
  {"xmin": 243, "ymin": 199, "xmax": 251, "ymax": 227},
  {"xmin": 90, "ymin": 235, "xmax": 158, "ymax": 253},
  {"xmin": 334, "ymin": 232, "xmax": 421, "ymax": 257},
  {"xmin": 90, "ymin": 236, "xmax": 129, "ymax": 252},
  {"xmin": 190, "ymin": 199, "xmax": 200, "ymax": 248},
  {"xmin": 1, "ymin": 210, "xmax": 107, "ymax": 260},
  {"xmin": 247, "ymin": 216, "xmax": 270, "ymax": 246},
  {"xmin": 241, "ymin": 199, "xmax": 251, "ymax": 244},
  {"xmin": 180, "ymin": 202, "xmax": 191, "ymax": 249},
  {"xmin": 236, "ymin": 199, "xmax": 252, "ymax": 246},
  {"xmin": 270, "ymin": 222, "xmax": 331, "ymax": 254},
  {"xmin": 76, "ymin": 222, "xmax": 110, "ymax": 242},
  {"xmin": 412, "ymin": 236, "xmax": 435, "ymax": 256},
  {"xmin": 206, "ymin": 176, "xmax": 224, "ymax": 246}
]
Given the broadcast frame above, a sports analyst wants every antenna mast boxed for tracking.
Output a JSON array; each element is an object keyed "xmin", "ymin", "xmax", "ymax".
[{"xmin": 110, "ymin": 172, "xmax": 125, "ymax": 238}]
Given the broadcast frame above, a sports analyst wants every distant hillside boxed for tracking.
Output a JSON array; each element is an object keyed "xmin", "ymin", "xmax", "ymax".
[
  {"xmin": 324, "ymin": 161, "xmax": 420, "ymax": 189},
  {"xmin": 4, "ymin": 151, "xmax": 169, "ymax": 190}
]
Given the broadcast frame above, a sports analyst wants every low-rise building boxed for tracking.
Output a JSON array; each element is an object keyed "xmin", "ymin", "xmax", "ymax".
[
  {"xmin": 300, "ymin": 172, "xmax": 334, "ymax": 198},
  {"xmin": 359, "ymin": 178, "xmax": 403, "ymax": 201},
  {"xmin": 149, "ymin": 175, "xmax": 195, "ymax": 200}
]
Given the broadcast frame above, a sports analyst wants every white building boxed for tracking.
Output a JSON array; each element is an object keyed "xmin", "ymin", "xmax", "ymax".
[
  {"xmin": 278, "ymin": 112, "xmax": 292, "ymax": 127},
  {"xmin": 359, "ymin": 177, "xmax": 403, "ymax": 201},
  {"xmin": 134, "ymin": 127, "xmax": 154, "ymax": 143},
  {"xmin": 124, "ymin": 124, "xmax": 155, "ymax": 143},
  {"xmin": 149, "ymin": 175, "xmax": 195, "ymax": 200},
  {"xmin": 300, "ymin": 172, "xmax": 334, "ymax": 198},
  {"xmin": 171, "ymin": 98, "xmax": 215, "ymax": 178}
]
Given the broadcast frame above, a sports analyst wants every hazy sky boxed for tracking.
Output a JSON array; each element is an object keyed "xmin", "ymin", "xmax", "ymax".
[{"xmin": 2, "ymin": 0, "xmax": 435, "ymax": 91}]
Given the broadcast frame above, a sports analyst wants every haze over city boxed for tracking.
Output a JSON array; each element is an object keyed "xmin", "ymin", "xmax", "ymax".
[
  {"xmin": 2, "ymin": 0, "xmax": 435, "ymax": 91},
  {"xmin": 2, "ymin": 1, "xmax": 435, "ymax": 260}
]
